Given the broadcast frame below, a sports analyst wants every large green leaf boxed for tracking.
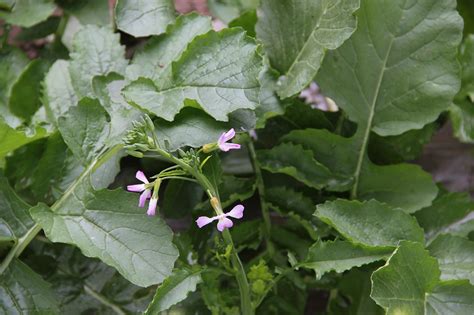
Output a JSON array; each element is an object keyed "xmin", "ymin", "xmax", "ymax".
[
  {"xmin": 318, "ymin": 0, "xmax": 462, "ymax": 137},
  {"xmin": 283, "ymin": 128, "xmax": 438, "ymax": 212},
  {"xmin": 0, "ymin": 259, "xmax": 59, "ymax": 314},
  {"xmin": 371, "ymin": 241, "xmax": 474, "ymax": 315},
  {"xmin": 145, "ymin": 267, "xmax": 203, "ymax": 314},
  {"xmin": 314, "ymin": 0, "xmax": 462, "ymax": 207},
  {"xmin": 415, "ymin": 192, "xmax": 474, "ymax": 242},
  {"xmin": 123, "ymin": 27, "xmax": 262, "ymax": 122},
  {"xmin": 30, "ymin": 184, "xmax": 179, "ymax": 287},
  {"xmin": 0, "ymin": 173, "xmax": 34, "ymax": 244},
  {"xmin": 299, "ymin": 240, "xmax": 391, "ymax": 279},
  {"xmin": 315, "ymin": 199, "xmax": 425, "ymax": 248},
  {"xmin": 0, "ymin": 0, "xmax": 56, "ymax": 27},
  {"xmin": 451, "ymin": 35, "xmax": 474, "ymax": 143},
  {"xmin": 256, "ymin": 0, "xmax": 359, "ymax": 98},
  {"xmin": 115, "ymin": 0, "xmax": 175, "ymax": 37},
  {"xmin": 428, "ymin": 234, "xmax": 474, "ymax": 284}
]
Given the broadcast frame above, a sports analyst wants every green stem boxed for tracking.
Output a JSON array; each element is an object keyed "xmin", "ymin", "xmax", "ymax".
[
  {"xmin": 246, "ymin": 139, "xmax": 274, "ymax": 257},
  {"xmin": 152, "ymin": 146, "xmax": 253, "ymax": 315},
  {"xmin": 84, "ymin": 284, "xmax": 126, "ymax": 315}
]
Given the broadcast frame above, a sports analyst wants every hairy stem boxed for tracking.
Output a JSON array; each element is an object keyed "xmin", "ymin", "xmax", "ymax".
[{"xmin": 246, "ymin": 138, "xmax": 274, "ymax": 257}]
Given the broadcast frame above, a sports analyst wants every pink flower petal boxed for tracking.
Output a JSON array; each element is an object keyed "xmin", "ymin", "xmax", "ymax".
[
  {"xmin": 135, "ymin": 171, "xmax": 149, "ymax": 184},
  {"xmin": 139, "ymin": 189, "xmax": 151, "ymax": 207},
  {"xmin": 218, "ymin": 142, "xmax": 241, "ymax": 152},
  {"xmin": 147, "ymin": 197, "xmax": 158, "ymax": 216},
  {"xmin": 218, "ymin": 128, "xmax": 236, "ymax": 145},
  {"xmin": 217, "ymin": 217, "xmax": 233, "ymax": 232},
  {"xmin": 196, "ymin": 216, "xmax": 216, "ymax": 228},
  {"xmin": 226, "ymin": 204, "xmax": 244, "ymax": 219},
  {"xmin": 127, "ymin": 184, "xmax": 145, "ymax": 192}
]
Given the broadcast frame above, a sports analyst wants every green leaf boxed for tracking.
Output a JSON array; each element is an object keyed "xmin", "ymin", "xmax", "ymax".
[
  {"xmin": 145, "ymin": 267, "xmax": 203, "ymax": 314},
  {"xmin": 30, "ymin": 185, "xmax": 179, "ymax": 287},
  {"xmin": 57, "ymin": 0, "xmax": 111, "ymax": 26},
  {"xmin": 126, "ymin": 14, "xmax": 212, "ymax": 84},
  {"xmin": 299, "ymin": 240, "xmax": 391, "ymax": 279},
  {"xmin": 428, "ymin": 234, "xmax": 474, "ymax": 284},
  {"xmin": 0, "ymin": 173, "xmax": 34, "ymax": 244},
  {"xmin": 458, "ymin": 0, "xmax": 474, "ymax": 37},
  {"xmin": 256, "ymin": 0, "xmax": 359, "ymax": 98},
  {"xmin": 43, "ymin": 60, "xmax": 78, "ymax": 121},
  {"xmin": 426, "ymin": 280, "xmax": 474, "ymax": 315},
  {"xmin": 161, "ymin": 180, "xmax": 203, "ymax": 218},
  {"xmin": 123, "ymin": 27, "xmax": 262, "ymax": 122},
  {"xmin": 153, "ymin": 108, "xmax": 237, "ymax": 151},
  {"xmin": 315, "ymin": 199, "xmax": 425, "ymax": 248},
  {"xmin": 92, "ymin": 74, "xmax": 143, "ymax": 147},
  {"xmin": 266, "ymin": 186, "xmax": 314, "ymax": 219},
  {"xmin": 318, "ymin": 0, "xmax": 462, "ymax": 137},
  {"xmin": 115, "ymin": 0, "xmax": 175, "ymax": 37},
  {"xmin": 9, "ymin": 60, "xmax": 48, "ymax": 121},
  {"xmin": 283, "ymin": 128, "xmax": 438, "ymax": 212},
  {"xmin": 371, "ymin": 241, "xmax": 441, "ymax": 315},
  {"xmin": 415, "ymin": 192, "xmax": 474, "ymax": 242},
  {"xmin": 0, "ymin": 0, "xmax": 56, "ymax": 27},
  {"xmin": 258, "ymin": 142, "xmax": 344, "ymax": 190},
  {"xmin": 58, "ymin": 98, "xmax": 110, "ymax": 165},
  {"xmin": 451, "ymin": 35, "xmax": 474, "ymax": 143},
  {"xmin": 69, "ymin": 25, "xmax": 128, "ymax": 98},
  {"xmin": 218, "ymin": 175, "xmax": 255, "ymax": 208},
  {"xmin": 0, "ymin": 119, "xmax": 47, "ymax": 159},
  {"xmin": 329, "ymin": 270, "xmax": 384, "ymax": 315},
  {"xmin": 368, "ymin": 123, "xmax": 436, "ymax": 164},
  {"xmin": 372, "ymin": 241, "xmax": 474, "ymax": 315},
  {"xmin": 14, "ymin": 16, "xmax": 61, "ymax": 41},
  {"xmin": 229, "ymin": 10, "xmax": 257, "ymax": 37},
  {"xmin": 0, "ymin": 259, "xmax": 59, "ymax": 314}
]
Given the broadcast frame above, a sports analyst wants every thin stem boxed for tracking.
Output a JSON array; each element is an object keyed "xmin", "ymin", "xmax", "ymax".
[
  {"xmin": 84, "ymin": 284, "xmax": 126, "ymax": 315},
  {"xmin": 151, "ymin": 146, "xmax": 253, "ymax": 315},
  {"xmin": 0, "ymin": 224, "xmax": 41, "ymax": 274},
  {"xmin": 247, "ymin": 138, "xmax": 274, "ymax": 257}
]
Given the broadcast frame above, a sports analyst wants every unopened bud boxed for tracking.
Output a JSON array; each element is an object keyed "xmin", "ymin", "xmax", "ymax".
[
  {"xmin": 210, "ymin": 197, "xmax": 220, "ymax": 211},
  {"xmin": 127, "ymin": 150, "xmax": 144, "ymax": 158},
  {"xmin": 202, "ymin": 143, "xmax": 218, "ymax": 153}
]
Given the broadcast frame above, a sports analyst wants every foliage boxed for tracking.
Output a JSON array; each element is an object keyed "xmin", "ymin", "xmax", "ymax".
[{"xmin": 0, "ymin": 0, "xmax": 473, "ymax": 314}]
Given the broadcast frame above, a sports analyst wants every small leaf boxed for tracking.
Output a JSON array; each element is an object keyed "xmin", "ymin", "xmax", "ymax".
[
  {"xmin": 0, "ymin": 0, "xmax": 56, "ymax": 27},
  {"xmin": 0, "ymin": 259, "xmax": 59, "ymax": 314},
  {"xmin": 371, "ymin": 241, "xmax": 441, "ymax": 315},
  {"xmin": 0, "ymin": 119, "xmax": 47, "ymax": 160},
  {"xmin": 123, "ymin": 28, "xmax": 262, "ymax": 122},
  {"xmin": 315, "ymin": 199, "xmax": 425, "ymax": 248},
  {"xmin": 30, "ymin": 185, "xmax": 178, "ymax": 287},
  {"xmin": 58, "ymin": 98, "xmax": 110, "ymax": 165},
  {"xmin": 299, "ymin": 240, "xmax": 391, "ymax": 279},
  {"xmin": 115, "ymin": 0, "xmax": 175, "ymax": 37},
  {"xmin": 256, "ymin": 0, "xmax": 359, "ymax": 98},
  {"xmin": 58, "ymin": 0, "xmax": 111, "ymax": 26},
  {"xmin": 428, "ymin": 234, "xmax": 474, "ymax": 284},
  {"xmin": 145, "ymin": 267, "xmax": 203, "ymax": 314}
]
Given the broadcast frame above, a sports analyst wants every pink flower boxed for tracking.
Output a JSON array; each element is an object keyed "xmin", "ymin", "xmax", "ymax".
[
  {"xmin": 127, "ymin": 171, "xmax": 157, "ymax": 216},
  {"xmin": 218, "ymin": 128, "xmax": 241, "ymax": 152},
  {"xmin": 196, "ymin": 204, "xmax": 244, "ymax": 232}
]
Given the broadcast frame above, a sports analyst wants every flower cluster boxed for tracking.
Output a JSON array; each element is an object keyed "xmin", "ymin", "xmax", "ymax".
[{"xmin": 127, "ymin": 128, "xmax": 244, "ymax": 232}]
